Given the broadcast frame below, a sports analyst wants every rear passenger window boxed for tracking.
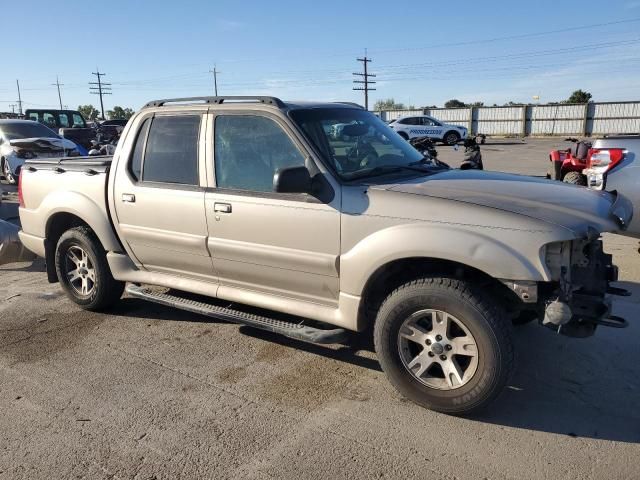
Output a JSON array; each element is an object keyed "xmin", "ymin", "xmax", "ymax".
[
  {"xmin": 129, "ymin": 117, "xmax": 150, "ymax": 181},
  {"xmin": 142, "ymin": 115, "xmax": 200, "ymax": 185}
]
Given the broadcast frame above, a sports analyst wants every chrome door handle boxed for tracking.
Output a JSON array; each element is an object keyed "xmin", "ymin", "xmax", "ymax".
[
  {"xmin": 122, "ymin": 193, "xmax": 136, "ymax": 203},
  {"xmin": 214, "ymin": 202, "xmax": 232, "ymax": 213}
]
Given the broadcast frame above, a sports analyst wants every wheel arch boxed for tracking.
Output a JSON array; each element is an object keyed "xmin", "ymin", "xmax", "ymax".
[{"xmin": 356, "ymin": 257, "xmax": 523, "ymax": 330}]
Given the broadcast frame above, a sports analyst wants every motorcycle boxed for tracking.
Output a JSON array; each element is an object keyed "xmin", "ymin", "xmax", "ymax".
[
  {"xmin": 458, "ymin": 136, "xmax": 484, "ymax": 170},
  {"xmin": 547, "ymin": 137, "xmax": 590, "ymax": 185}
]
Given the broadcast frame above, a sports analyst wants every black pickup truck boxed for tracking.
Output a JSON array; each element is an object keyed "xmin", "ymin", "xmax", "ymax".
[{"xmin": 25, "ymin": 109, "xmax": 95, "ymax": 149}]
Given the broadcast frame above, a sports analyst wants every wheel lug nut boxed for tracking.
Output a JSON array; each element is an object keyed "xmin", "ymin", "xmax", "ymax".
[
  {"xmin": 426, "ymin": 339, "xmax": 431, "ymax": 345},
  {"xmin": 428, "ymin": 351, "xmax": 434, "ymax": 357},
  {"xmin": 440, "ymin": 355, "xmax": 447, "ymax": 361},
  {"xmin": 435, "ymin": 335, "xmax": 442, "ymax": 341},
  {"xmin": 445, "ymin": 344, "xmax": 452, "ymax": 351}
]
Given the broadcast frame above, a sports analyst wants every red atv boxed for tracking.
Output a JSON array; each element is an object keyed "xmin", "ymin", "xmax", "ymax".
[{"xmin": 547, "ymin": 138, "xmax": 591, "ymax": 185}]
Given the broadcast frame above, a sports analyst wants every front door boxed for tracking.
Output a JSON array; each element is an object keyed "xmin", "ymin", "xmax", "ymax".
[
  {"xmin": 205, "ymin": 112, "xmax": 340, "ymax": 305},
  {"xmin": 112, "ymin": 112, "xmax": 215, "ymax": 281}
]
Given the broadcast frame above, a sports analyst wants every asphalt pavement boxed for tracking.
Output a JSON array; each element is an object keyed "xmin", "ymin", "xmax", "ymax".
[{"xmin": 1, "ymin": 139, "xmax": 638, "ymax": 480}]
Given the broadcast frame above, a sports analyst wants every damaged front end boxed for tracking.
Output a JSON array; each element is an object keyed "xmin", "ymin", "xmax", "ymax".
[{"xmin": 542, "ymin": 238, "xmax": 628, "ymax": 337}]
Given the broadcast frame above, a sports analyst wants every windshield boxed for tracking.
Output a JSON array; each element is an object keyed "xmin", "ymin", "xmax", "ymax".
[
  {"xmin": 1, "ymin": 122, "xmax": 60, "ymax": 141},
  {"xmin": 290, "ymin": 108, "xmax": 426, "ymax": 180}
]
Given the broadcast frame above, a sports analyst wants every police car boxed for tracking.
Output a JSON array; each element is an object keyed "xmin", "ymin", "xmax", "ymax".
[{"xmin": 388, "ymin": 115, "xmax": 468, "ymax": 145}]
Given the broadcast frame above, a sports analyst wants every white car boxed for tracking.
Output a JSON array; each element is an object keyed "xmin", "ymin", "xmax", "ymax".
[
  {"xmin": 389, "ymin": 115, "xmax": 468, "ymax": 145},
  {"xmin": 0, "ymin": 120, "xmax": 80, "ymax": 184}
]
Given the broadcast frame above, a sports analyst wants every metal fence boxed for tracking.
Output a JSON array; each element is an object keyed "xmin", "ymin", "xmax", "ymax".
[{"xmin": 375, "ymin": 101, "xmax": 640, "ymax": 137}]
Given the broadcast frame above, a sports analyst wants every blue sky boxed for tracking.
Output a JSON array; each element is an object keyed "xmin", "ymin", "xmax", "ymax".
[{"xmin": 4, "ymin": 0, "xmax": 640, "ymax": 113}]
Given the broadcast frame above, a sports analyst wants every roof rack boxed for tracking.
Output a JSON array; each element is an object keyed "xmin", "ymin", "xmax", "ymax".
[
  {"xmin": 334, "ymin": 102, "xmax": 365, "ymax": 109},
  {"xmin": 143, "ymin": 96, "xmax": 286, "ymax": 109}
]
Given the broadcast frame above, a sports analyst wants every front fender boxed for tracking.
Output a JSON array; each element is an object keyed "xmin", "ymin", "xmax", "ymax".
[
  {"xmin": 340, "ymin": 223, "xmax": 555, "ymax": 296},
  {"xmin": 21, "ymin": 190, "xmax": 121, "ymax": 252}
]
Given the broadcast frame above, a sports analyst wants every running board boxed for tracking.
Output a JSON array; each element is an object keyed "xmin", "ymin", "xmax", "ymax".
[{"xmin": 125, "ymin": 285, "xmax": 348, "ymax": 344}]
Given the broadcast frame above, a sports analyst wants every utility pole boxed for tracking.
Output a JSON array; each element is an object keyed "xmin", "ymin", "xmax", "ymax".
[
  {"xmin": 52, "ymin": 76, "xmax": 64, "ymax": 110},
  {"xmin": 353, "ymin": 54, "xmax": 376, "ymax": 110},
  {"xmin": 89, "ymin": 69, "xmax": 112, "ymax": 119},
  {"xmin": 16, "ymin": 80, "xmax": 23, "ymax": 115},
  {"xmin": 9, "ymin": 104, "xmax": 16, "ymax": 114},
  {"xmin": 210, "ymin": 65, "xmax": 220, "ymax": 96}
]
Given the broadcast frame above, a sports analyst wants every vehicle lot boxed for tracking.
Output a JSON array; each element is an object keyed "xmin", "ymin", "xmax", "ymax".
[{"xmin": 1, "ymin": 138, "xmax": 639, "ymax": 479}]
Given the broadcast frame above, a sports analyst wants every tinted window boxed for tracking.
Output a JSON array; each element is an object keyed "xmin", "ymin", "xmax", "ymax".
[
  {"xmin": 43, "ymin": 113, "xmax": 57, "ymax": 128},
  {"xmin": 215, "ymin": 115, "xmax": 306, "ymax": 192},
  {"xmin": 59, "ymin": 113, "xmax": 70, "ymax": 128},
  {"xmin": 0, "ymin": 121, "xmax": 59, "ymax": 140},
  {"xmin": 400, "ymin": 117, "xmax": 420, "ymax": 125},
  {"xmin": 130, "ymin": 117, "xmax": 150, "ymax": 181},
  {"xmin": 72, "ymin": 113, "xmax": 85, "ymax": 127},
  {"xmin": 142, "ymin": 115, "xmax": 200, "ymax": 185}
]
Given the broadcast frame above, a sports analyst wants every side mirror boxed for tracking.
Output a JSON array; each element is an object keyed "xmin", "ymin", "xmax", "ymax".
[{"xmin": 273, "ymin": 166, "xmax": 312, "ymax": 194}]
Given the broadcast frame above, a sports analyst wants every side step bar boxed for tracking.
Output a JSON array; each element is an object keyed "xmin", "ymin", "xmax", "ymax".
[{"xmin": 125, "ymin": 285, "xmax": 348, "ymax": 344}]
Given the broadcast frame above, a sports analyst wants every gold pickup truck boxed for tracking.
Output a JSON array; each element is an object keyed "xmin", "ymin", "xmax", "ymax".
[{"xmin": 17, "ymin": 96, "xmax": 632, "ymax": 415}]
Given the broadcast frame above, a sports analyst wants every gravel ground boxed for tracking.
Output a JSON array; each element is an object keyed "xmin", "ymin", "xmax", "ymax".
[{"xmin": 1, "ymin": 138, "xmax": 638, "ymax": 479}]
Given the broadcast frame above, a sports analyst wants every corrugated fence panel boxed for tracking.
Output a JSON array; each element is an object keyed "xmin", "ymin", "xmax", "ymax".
[
  {"xmin": 475, "ymin": 107, "xmax": 523, "ymax": 135},
  {"xmin": 425, "ymin": 108, "xmax": 470, "ymax": 122},
  {"xmin": 531, "ymin": 120, "xmax": 583, "ymax": 135},
  {"xmin": 531, "ymin": 104, "xmax": 585, "ymax": 120},
  {"xmin": 593, "ymin": 102, "xmax": 640, "ymax": 118},
  {"xmin": 592, "ymin": 118, "xmax": 640, "ymax": 135}
]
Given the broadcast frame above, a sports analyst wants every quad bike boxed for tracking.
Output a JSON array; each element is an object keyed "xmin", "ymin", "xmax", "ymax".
[{"xmin": 547, "ymin": 138, "xmax": 591, "ymax": 185}]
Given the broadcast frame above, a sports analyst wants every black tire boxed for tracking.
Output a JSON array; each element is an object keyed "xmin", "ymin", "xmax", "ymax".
[
  {"xmin": 443, "ymin": 131, "xmax": 460, "ymax": 146},
  {"xmin": 374, "ymin": 277, "xmax": 514, "ymax": 415},
  {"xmin": 398, "ymin": 131, "xmax": 409, "ymax": 140},
  {"xmin": 55, "ymin": 226, "xmax": 124, "ymax": 311},
  {"xmin": 563, "ymin": 171, "xmax": 587, "ymax": 186}
]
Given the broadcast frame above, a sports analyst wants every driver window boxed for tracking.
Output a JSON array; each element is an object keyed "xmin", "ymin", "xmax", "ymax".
[{"xmin": 214, "ymin": 115, "xmax": 306, "ymax": 193}]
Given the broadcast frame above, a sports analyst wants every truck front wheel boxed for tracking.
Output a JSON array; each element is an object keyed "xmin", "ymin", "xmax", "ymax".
[
  {"xmin": 374, "ymin": 277, "xmax": 514, "ymax": 415},
  {"xmin": 55, "ymin": 226, "xmax": 124, "ymax": 311}
]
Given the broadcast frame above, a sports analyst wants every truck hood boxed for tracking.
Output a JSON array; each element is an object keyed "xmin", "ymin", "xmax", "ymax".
[
  {"xmin": 373, "ymin": 170, "xmax": 631, "ymax": 234},
  {"xmin": 9, "ymin": 137, "xmax": 78, "ymax": 152}
]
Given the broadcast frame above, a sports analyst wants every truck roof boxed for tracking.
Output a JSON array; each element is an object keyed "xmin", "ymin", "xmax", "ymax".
[{"xmin": 142, "ymin": 96, "xmax": 364, "ymax": 111}]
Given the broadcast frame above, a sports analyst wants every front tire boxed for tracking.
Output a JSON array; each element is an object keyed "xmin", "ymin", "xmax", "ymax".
[
  {"xmin": 563, "ymin": 171, "xmax": 587, "ymax": 186},
  {"xmin": 55, "ymin": 226, "xmax": 124, "ymax": 311},
  {"xmin": 374, "ymin": 277, "xmax": 514, "ymax": 415}
]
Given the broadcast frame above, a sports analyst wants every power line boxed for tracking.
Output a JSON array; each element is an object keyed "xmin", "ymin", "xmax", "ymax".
[
  {"xmin": 89, "ymin": 69, "xmax": 111, "ymax": 119},
  {"xmin": 52, "ymin": 76, "xmax": 64, "ymax": 110},
  {"xmin": 353, "ymin": 54, "xmax": 376, "ymax": 110}
]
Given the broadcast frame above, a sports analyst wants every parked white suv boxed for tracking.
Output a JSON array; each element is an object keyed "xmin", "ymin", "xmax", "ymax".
[{"xmin": 389, "ymin": 115, "xmax": 467, "ymax": 145}]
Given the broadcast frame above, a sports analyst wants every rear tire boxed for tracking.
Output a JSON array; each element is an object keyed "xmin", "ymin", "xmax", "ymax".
[
  {"xmin": 55, "ymin": 226, "xmax": 124, "ymax": 311},
  {"xmin": 374, "ymin": 277, "xmax": 514, "ymax": 415},
  {"xmin": 563, "ymin": 171, "xmax": 587, "ymax": 186},
  {"xmin": 443, "ymin": 131, "xmax": 460, "ymax": 146}
]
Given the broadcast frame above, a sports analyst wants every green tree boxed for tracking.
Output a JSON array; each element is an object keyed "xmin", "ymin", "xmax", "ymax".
[
  {"xmin": 373, "ymin": 98, "xmax": 406, "ymax": 110},
  {"xmin": 78, "ymin": 104, "xmax": 100, "ymax": 120},
  {"xmin": 566, "ymin": 89, "xmax": 592, "ymax": 104},
  {"xmin": 444, "ymin": 99, "xmax": 466, "ymax": 108},
  {"xmin": 107, "ymin": 106, "xmax": 135, "ymax": 120}
]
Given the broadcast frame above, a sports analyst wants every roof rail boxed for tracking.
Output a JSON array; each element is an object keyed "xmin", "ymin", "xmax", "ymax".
[
  {"xmin": 334, "ymin": 102, "xmax": 365, "ymax": 109},
  {"xmin": 143, "ymin": 96, "xmax": 286, "ymax": 109}
]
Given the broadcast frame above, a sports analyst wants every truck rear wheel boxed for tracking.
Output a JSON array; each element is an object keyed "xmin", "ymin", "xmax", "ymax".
[
  {"xmin": 55, "ymin": 226, "xmax": 124, "ymax": 311},
  {"xmin": 373, "ymin": 277, "xmax": 514, "ymax": 415}
]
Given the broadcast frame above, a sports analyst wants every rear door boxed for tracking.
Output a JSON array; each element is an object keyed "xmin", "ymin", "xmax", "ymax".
[
  {"xmin": 204, "ymin": 111, "xmax": 340, "ymax": 305},
  {"xmin": 112, "ymin": 111, "xmax": 215, "ymax": 281}
]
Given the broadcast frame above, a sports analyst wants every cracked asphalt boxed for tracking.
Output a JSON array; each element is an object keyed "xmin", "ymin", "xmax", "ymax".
[{"xmin": 1, "ymin": 139, "xmax": 639, "ymax": 479}]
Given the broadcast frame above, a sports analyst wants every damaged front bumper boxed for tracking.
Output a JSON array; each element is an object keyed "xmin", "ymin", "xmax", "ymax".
[{"xmin": 542, "ymin": 238, "xmax": 628, "ymax": 337}]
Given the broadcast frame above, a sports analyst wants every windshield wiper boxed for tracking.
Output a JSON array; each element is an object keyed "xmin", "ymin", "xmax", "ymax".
[{"xmin": 344, "ymin": 164, "xmax": 434, "ymax": 181}]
